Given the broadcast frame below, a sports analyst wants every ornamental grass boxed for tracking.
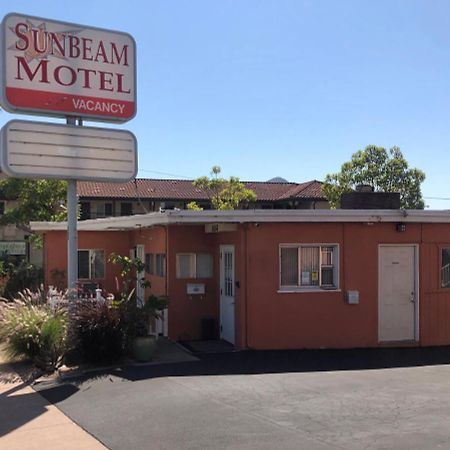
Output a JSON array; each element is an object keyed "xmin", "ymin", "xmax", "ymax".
[{"xmin": 0, "ymin": 288, "xmax": 68, "ymax": 371}]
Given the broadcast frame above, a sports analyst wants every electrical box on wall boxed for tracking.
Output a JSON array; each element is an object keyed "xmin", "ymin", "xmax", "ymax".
[
  {"xmin": 187, "ymin": 283, "xmax": 206, "ymax": 295},
  {"xmin": 346, "ymin": 290, "xmax": 359, "ymax": 305}
]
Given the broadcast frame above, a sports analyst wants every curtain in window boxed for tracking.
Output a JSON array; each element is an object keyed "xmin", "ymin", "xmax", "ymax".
[
  {"xmin": 196, "ymin": 253, "xmax": 213, "ymax": 278},
  {"xmin": 92, "ymin": 250, "xmax": 105, "ymax": 278},
  {"xmin": 177, "ymin": 254, "xmax": 195, "ymax": 278},
  {"xmin": 300, "ymin": 247, "xmax": 319, "ymax": 286},
  {"xmin": 156, "ymin": 254, "xmax": 166, "ymax": 277}
]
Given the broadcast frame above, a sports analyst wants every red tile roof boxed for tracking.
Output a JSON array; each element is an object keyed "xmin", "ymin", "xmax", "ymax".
[{"xmin": 77, "ymin": 179, "xmax": 325, "ymax": 202}]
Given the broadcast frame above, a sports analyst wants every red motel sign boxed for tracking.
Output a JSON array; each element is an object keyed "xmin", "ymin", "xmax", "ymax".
[{"xmin": 0, "ymin": 13, "xmax": 136, "ymax": 122}]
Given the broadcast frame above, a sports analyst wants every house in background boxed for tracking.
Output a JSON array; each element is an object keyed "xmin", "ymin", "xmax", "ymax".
[
  {"xmin": 77, "ymin": 178, "xmax": 328, "ymax": 220},
  {"xmin": 33, "ymin": 207, "xmax": 450, "ymax": 350},
  {"xmin": 0, "ymin": 194, "xmax": 42, "ymax": 267},
  {"xmin": 0, "ymin": 177, "xmax": 326, "ymax": 268}
]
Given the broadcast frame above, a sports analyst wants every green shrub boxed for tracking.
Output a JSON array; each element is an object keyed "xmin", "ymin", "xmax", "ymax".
[
  {"xmin": 0, "ymin": 256, "xmax": 44, "ymax": 299},
  {"xmin": 71, "ymin": 300, "xmax": 124, "ymax": 364},
  {"xmin": 0, "ymin": 290, "xmax": 68, "ymax": 371}
]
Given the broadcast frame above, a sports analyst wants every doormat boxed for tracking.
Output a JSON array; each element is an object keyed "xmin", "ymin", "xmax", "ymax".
[{"xmin": 179, "ymin": 340, "xmax": 235, "ymax": 354}]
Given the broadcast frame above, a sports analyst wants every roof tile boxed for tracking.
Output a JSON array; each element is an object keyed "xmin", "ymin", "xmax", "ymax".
[{"xmin": 77, "ymin": 179, "xmax": 325, "ymax": 202}]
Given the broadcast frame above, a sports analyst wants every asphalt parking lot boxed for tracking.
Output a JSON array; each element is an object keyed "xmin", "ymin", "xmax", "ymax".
[{"xmin": 35, "ymin": 347, "xmax": 450, "ymax": 450}]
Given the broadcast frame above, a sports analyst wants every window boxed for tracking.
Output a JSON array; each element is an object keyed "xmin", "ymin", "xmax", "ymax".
[
  {"xmin": 280, "ymin": 244, "xmax": 338, "ymax": 290},
  {"xmin": 78, "ymin": 249, "xmax": 105, "ymax": 279},
  {"xmin": 177, "ymin": 254, "xmax": 196, "ymax": 278},
  {"xmin": 120, "ymin": 202, "xmax": 133, "ymax": 216},
  {"xmin": 80, "ymin": 202, "xmax": 91, "ymax": 220},
  {"xmin": 155, "ymin": 253, "xmax": 166, "ymax": 277},
  {"xmin": 197, "ymin": 253, "xmax": 214, "ymax": 278},
  {"xmin": 145, "ymin": 253, "xmax": 154, "ymax": 275},
  {"xmin": 176, "ymin": 253, "xmax": 213, "ymax": 279},
  {"xmin": 96, "ymin": 202, "xmax": 113, "ymax": 218},
  {"xmin": 441, "ymin": 248, "xmax": 450, "ymax": 288}
]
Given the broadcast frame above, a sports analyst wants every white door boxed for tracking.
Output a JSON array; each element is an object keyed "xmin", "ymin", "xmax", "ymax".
[
  {"xmin": 135, "ymin": 244, "xmax": 145, "ymax": 307},
  {"xmin": 220, "ymin": 245, "xmax": 235, "ymax": 344},
  {"xmin": 378, "ymin": 245, "xmax": 417, "ymax": 342}
]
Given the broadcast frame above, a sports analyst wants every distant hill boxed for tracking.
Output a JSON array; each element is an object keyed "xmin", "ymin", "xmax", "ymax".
[{"xmin": 267, "ymin": 177, "xmax": 289, "ymax": 183}]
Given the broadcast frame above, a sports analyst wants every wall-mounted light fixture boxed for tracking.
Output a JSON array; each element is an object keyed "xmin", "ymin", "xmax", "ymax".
[{"xmin": 396, "ymin": 223, "xmax": 406, "ymax": 232}]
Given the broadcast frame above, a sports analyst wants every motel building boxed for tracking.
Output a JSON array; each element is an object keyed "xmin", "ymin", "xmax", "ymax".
[{"xmin": 32, "ymin": 208, "xmax": 450, "ymax": 350}]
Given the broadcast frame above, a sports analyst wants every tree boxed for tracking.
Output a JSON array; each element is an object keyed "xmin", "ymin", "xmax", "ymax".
[
  {"xmin": 322, "ymin": 145, "xmax": 425, "ymax": 209},
  {"xmin": 0, "ymin": 178, "xmax": 67, "ymax": 228},
  {"xmin": 189, "ymin": 166, "xmax": 257, "ymax": 210}
]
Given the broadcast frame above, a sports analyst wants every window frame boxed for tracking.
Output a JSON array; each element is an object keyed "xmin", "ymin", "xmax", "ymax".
[
  {"xmin": 440, "ymin": 246, "xmax": 450, "ymax": 289},
  {"xmin": 120, "ymin": 202, "xmax": 133, "ymax": 216},
  {"xmin": 176, "ymin": 253, "xmax": 196, "ymax": 278},
  {"xmin": 279, "ymin": 243, "xmax": 340, "ymax": 292},
  {"xmin": 155, "ymin": 253, "xmax": 166, "ymax": 277},
  {"xmin": 145, "ymin": 253, "xmax": 154, "ymax": 275},
  {"xmin": 77, "ymin": 249, "xmax": 105, "ymax": 280},
  {"xmin": 176, "ymin": 252, "xmax": 214, "ymax": 279}
]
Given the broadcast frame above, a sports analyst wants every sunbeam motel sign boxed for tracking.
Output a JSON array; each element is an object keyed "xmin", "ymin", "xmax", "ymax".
[
  {"xmin": 0, "ymin": 12, "xmax": 137, "ymax": 180},
  {"xmin": 0, "ymin": 13, "xmax": 136, "ymax": 122},
  {"xmin": 0, "ymin": 13, "xmax": 138, "ymax": 293}
]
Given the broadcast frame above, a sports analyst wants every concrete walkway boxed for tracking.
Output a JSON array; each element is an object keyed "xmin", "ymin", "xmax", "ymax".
[{"xmin": 0, "ymin": 356, "xmax": 106, "ymax": 450}]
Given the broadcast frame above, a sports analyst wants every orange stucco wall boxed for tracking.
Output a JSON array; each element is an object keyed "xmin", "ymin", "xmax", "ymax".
[
  {"xmin": 42, "ymin": 220, "xmax": 450, "ymax": 350},
  {"xmin": 43, "ymin": 230, "xmax": 131, "ymax": 293},
  {"xmin": 131, "ymin": 226, "xmax": 167, "ymax": 297},
  {"xmin": 243, "ymin": 222, "xmax": 450, "ymax": 349},
  {"xmin": 130, "ymin": 225, "xmax": 221, "ymax": 341}
]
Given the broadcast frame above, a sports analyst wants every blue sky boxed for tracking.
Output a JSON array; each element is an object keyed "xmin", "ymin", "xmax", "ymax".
[{"xmin": 1, "ymin": 0, "xmax": 450, "ymax": 208}]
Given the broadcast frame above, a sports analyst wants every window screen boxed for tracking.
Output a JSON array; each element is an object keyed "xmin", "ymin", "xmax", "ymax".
[
  {"xmin": 177, "ymin": 254, "xmax": 196, "ymax": 278},
  {"xmin": 78, "ymin": 250, "xmax": 90, "ymax": 279},
  {"xmin": 442, "ymin": 248, "xmax": 450, "ymax": 288},
  {"xmin": 145, "ymin": 253, "xmax": 154, "ymax": 275},
  {"xmin": 196, "ymin": 253, "xmax": 213, "ymax": 278},
  {"xmin": 280, "ymin": 245, "xmax": 338, "ymax": 290},
  {"xmin": 280, "ymin": 247, "xmax": 298, "ymax": 286}
]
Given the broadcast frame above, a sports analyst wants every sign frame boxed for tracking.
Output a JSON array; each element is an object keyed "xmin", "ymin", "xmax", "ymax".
[
  {"xmin": 0, "ymin": 241, "xmax": 27, "ymax": 255},
  {"xmin": 0, "ymin": 12, "xmax": 137, "ymax": 123},
  {"xmin": 0, "ymin": 119, "xmax": 138, "ymax": 182}
]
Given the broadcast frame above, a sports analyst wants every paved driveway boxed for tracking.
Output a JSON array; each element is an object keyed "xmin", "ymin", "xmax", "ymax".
[{"xmin": 35, "ymin": 347, "xmax": 450, "ymax": 450}]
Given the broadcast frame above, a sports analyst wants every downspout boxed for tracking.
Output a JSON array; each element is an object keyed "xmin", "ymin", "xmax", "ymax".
[
  {"xmin": 165, "ymin": 224, "xmax": 169, "ymax": 297},
  {"xmin": 341, "ymin": 223, "xmax": 346, "ymax": 296},
  {"xmin": 150, "ymin": 223, "xmax": 170, "ymax": 337},
  {"xmin": 244, "ymin": 224, "xmax": 249, "ymax": 349}
]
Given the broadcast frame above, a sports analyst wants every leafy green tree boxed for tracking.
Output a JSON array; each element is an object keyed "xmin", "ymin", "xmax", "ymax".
[
  {"xmin": 322, "ymin": 145, "xmax": 425, "ymax": 209},
  {"xmin": 186, "ymin": 201, "xmax": 203, "ymax": 211},
  {"xmin": 0, "ymin": 179, "xmax": 67, "ymax": 228},
  {"xmin": 190, "ymin": 166, "xmax": 257, "ymax": 210}
]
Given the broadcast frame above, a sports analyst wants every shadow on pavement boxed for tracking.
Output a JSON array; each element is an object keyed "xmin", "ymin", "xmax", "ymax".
[
  {"xmin": 0, "ymin": 382, "xmax": 48, "ymax": 437},
  {"xmin": 0, "ymin": 376, "xmax": 79, "ymax": 437},
  {"xmin": 37, "ymin": 345, "xmax": 450, "ymax": 392}
]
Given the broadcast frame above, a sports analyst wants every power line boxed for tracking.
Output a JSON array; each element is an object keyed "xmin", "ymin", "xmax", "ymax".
[{"xmin": 138, "ymin": 169, "xmax": 192, "ymax": 179}]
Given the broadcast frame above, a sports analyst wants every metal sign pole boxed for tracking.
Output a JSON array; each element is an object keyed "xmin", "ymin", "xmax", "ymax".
[{"xmin": 66, "ymin": 116, "xmax": 78, "ymax": 300}]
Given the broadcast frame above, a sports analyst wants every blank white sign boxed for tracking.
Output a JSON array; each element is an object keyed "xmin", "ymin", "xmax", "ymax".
[{"xmin": 0, "ymin": 120, "xmax": 137, "ymax": 182}]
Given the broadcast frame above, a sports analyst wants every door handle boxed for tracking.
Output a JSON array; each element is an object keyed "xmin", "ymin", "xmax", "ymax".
[{"xmin": 410, "ymin": 292, "xmax": 415, "ymax": 303}]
